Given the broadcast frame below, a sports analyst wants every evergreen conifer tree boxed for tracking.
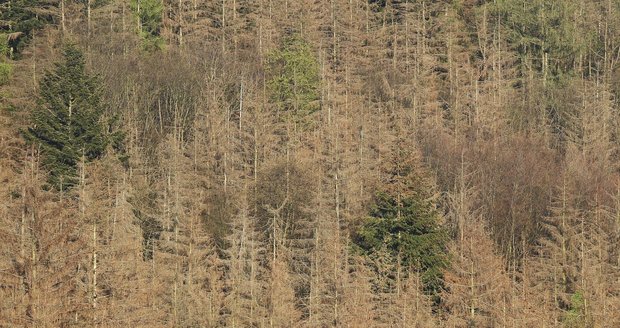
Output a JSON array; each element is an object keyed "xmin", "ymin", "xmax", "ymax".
[
  {"xmin": 26, "ymin": 44, "xmax": 108, "ymax": 190},
  {"xmin": 354, "ymin": 191, "xmax": 448, "ymax": 294},
  {"xmin": 268, "ymin": 34, "xmax": 320, "ymax": 120},
  {"xmin": 130, "ymin": 0, "xmax": 164, "ymax": 50},
  {"xmin": 0, "ymin": 0, "xmax": 53, "ymax": 56},
  {"xmin": 353, "ymin": 142, "xmax": 449, "ymax": 294}
]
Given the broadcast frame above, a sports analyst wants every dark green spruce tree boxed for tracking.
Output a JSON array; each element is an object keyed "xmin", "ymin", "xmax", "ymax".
[
  {"xmin": 0, "ymin": 0, "xmax": 56, "ymax": 56},
  {"xmin": 268, "ymin": 34, "xmax": 321, "ymax": 120},
  {"xmin": 26, "ymin": 44, "xmax": 108, "ymax": 190},
  {"xmin": 353, "ymin": 141, "xmax": 448, "ymax": 295}
]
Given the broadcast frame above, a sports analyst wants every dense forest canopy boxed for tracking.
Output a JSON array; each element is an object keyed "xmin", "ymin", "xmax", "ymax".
[{"xmin": 0, "ymin": 0, "xmax": 619, "ymax": 327}]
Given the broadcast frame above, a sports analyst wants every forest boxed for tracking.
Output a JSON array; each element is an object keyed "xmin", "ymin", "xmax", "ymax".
[{"xmin": 0, "ymin": 0, "xmax": 619, "ymax": 327}]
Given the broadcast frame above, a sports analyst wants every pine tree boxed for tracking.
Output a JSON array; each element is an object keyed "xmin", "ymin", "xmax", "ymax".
[
  {"xmin": 130, "ymin": 0, "xmax": 164, "ymax": 50},
  {"xmin": 267, "ymin": 34, "xmax": 321, "ymax": 121},
  {"xmin": 353, "ymin": 141, "xmax": 448, "ymax": 294},
  {"xmin": 0, "ymin": 0, "xmax": 56, "ymax": 56},
  {"xmin": 26, "ymin": 44, "xmax": 108, "ymax": 191}
]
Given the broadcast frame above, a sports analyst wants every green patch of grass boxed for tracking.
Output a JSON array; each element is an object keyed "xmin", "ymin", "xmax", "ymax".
[{"xmin": 0, "ymin": 62, "xmax": 13, "ymax": 85}]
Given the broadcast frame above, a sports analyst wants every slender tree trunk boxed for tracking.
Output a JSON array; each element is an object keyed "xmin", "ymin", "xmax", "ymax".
[
  {"xmin": 88, "ymin": 0, "xmax": 92, "ymax": 36},
  {"xmin": 61, "ymin": 0, "xmax": 66, "ymax": 33}
]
